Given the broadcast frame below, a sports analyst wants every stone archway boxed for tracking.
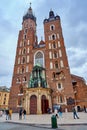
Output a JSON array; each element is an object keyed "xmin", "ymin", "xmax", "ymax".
[
  {"xmin": 41, "ymin": 95, "xmax": 49, "ymax": 114},
  {"xmin": 30, "ymin": 95, "xmax": 37, "ymax": 114}
]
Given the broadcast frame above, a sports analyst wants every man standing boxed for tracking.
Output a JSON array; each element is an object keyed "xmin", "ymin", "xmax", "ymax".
[
  {"xmin": 9, "ymin": 108, "xmax": 12, "ymax": 120},
  {"xmin": 23, "ymin": 109, "xmax": 26, "ymax": 119},
  {"xmin": 19, "ymin": 108, "xmax": 22, "ymax": 120},
  {"xmin": 72, "ymin": 106, "xmax": 79, "ymax": 119},
  {"xmin": 5, "ymin": 109, "xmax": 9, "ymax": 120}
]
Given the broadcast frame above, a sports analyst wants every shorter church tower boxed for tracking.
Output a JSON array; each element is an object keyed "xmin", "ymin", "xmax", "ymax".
[{"xmin": 44, "ymin": 10, "xmax": 74, "ymax": 109}]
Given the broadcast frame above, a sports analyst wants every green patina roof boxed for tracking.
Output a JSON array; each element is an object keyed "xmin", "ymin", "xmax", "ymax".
[{"xmin": 32, "ymin": 65, "xmax": 45, "ymax": 71}]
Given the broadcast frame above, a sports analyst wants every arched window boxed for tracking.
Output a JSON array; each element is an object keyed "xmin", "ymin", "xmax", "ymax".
[
  {"xmin": 55, "ymin": 61, "xmax": 58, "ymax": 69},
  {"xmin": 24, "ymin": 41, "xmax": 26, "ymax": 46},
  {"xmin": 52, "ymin": 34, "xmax": 55, "ymax": 40},
  {"xmin": 23, "ymin": 48, "xmax": 26, "ymax": 54},
  {"xmin": 51, "ymin": 33, "xmax": 56, "ymax": 40},
  {"xmin": 22, "ymin": 57, "xmax": 26, "ymax": 64},
  {"xmin": 23, "ymin": 76, "xmax": 27, "ymax": 81},
  {"xmin": 59, "ymin": 95, "xmax": 63, "ymax": 103},
  {"xmin": 53, "ymin": 72, "xmax": 56, "ymax": 78},
  {"xmin": 34, "ymin": 51, "xmax": 44, "ymax": 67},
  {"xmin": 57, "ymin": 82, "xmax": 63, "ymax": 91},
  {"xmin": 53, "ymin": 42, "xmax": 56, "ymax": 48},
  {"xmin": 58, "ymin": 83, "xmax": 62, "ymax": 89},
  {"xmin": 20, "ymin": 86, "xmax": 23, "ymax": 93},
  {"xmin": 54, "ymin": 51, "xmax": 57, "ymax": 58},
  {"xmin": 50, "ymin": 25, "xmax": 55, "ymax": 30},
  {"xmin": 22, "ymin": 67, "xmax": 25, "ymax": 73}
]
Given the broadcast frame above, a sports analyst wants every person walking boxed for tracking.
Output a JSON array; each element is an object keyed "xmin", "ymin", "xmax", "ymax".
[
  {"xmin": 58, "ymin": 106, "xmax": 63, "ymax": 118},
  {"xmin": 5, "ymin": 109, "xmax": 9, "ymax": 120},
  {"xmin": 72, "ymin": 106, "xmax": 79, "ymax": 119},
  {"xmin": 54, "ymin": 108, "xmax": 59, "ymax": 118},
  {"xmin": 84, "ymin": 105, "xmax": 86, "ymax": 113},
  {"xmin": 19, "ymin": 108, "xmax": 22, "ymax": 120},
  {"xmin": 23, "ymin": 109, "xmax": 26, "ymax": 119},
  {"xmin": 9, "ymin": 108, "xmax": 12, "ymax": 120}
]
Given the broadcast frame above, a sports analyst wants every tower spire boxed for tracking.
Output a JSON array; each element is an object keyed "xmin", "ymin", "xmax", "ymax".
[{"xmin": 30, "ymin": 2, "xmax": 31, "ymax": 7}]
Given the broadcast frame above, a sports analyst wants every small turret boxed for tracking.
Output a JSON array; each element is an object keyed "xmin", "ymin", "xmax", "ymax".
[
  {"xmin": 44, "ymin": 9, "xmax": 60, "ymax": 23},
  {"xmin": 49, "ymin": 9, "xmax": 55, "ymax": 18}
]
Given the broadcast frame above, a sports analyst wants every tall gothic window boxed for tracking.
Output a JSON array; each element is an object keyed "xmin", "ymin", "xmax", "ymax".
[
  {"xmin": 55, "ymin": 61, "xmax": 58, "ymax": 69},
  {"xmin": 34, "ymin": 51, "xmax": 44, "ymax": 67},
  {"xmin": 52, "ymin": 34, "xmax": 56, "ymax": 40},
  {"xmin": 54, "ymin": 51, "xmax": 57, "ymax": 58},
  {"xmin": 22, "ymin": 66, "xmax": 25, "ymax": 73},
  {"xmin": 23, "ymin": 48, "xmax": 26, "ymax": 54},
  {"xmin": 59, "ymin": 95, "xmax": 63, "ymax": 103},
  {"xmin": 53, "ymin": 42, "xmax": 56, "ymax": 48},
  {"xmin": 22, "ymin": 57, "xmax": 26, "ymax": 64}
]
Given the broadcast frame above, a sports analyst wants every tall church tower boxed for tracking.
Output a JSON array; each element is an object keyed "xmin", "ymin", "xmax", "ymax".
[
  {"xmin": 44, "ymin": 10, "xmax": 74, "ymax": 108},
  {"xmin": 9, "ymin": 4, "xmax": 37, "ymax": 111}
]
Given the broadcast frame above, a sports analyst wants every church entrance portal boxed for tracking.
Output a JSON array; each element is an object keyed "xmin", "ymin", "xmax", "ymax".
[
  {"xmin": 30, "ymin": 95, "xmax": 37, "ymax": 114},
  {"xmin": 41, "ymin": 95, "xmax": 49, "ymax": 114}
]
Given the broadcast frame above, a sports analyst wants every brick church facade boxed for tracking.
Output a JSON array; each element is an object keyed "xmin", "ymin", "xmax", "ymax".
[{"xmin": 9, "ymin": 4, "xmax": 87, "ymax": 114}]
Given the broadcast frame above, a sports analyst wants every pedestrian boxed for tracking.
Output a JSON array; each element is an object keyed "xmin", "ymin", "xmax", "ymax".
[
  {"xmin": 58, "ymin": 106, "xmax": 63, "ymax": 118},
  {"xmin": 47, "ymin": 108, "xmax": 51, "ymax": 114},
  {"xmin": 84, "ymin": 105, "xmax": 86, "ymax": 113},
  {"xmin": 23, "ymin": 109, "xmax": 26, "ymax": 119},
  {"xmin": 54, "ymin": 109, "xmax": 59, "ymax": 118},
  {"xmin": 0, "ymin": 110, "xmax": 3, "ymax": 117},
  {"xmin": 9, "ymin": 108, "xmax": 12, "ymax": 120},
  {"xmin": 19, "ymin": 108, "xmax": 22, "ymax": 120},
  {"xmin": 72, "ymin": 106, "xmax": 79, "ymax": 119},
  {"xmin": 5, "ymin": 109, "xmax": 9, "ymax": 120}
]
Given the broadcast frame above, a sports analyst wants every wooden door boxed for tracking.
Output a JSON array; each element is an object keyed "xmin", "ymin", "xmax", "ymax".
[
  {"xmin": 41, "ymin": 95, "xmax": 49, "ymax": 114},
  {"xmin": 30, "ymin": 95, "xmax": 37, "ymax": 114}
]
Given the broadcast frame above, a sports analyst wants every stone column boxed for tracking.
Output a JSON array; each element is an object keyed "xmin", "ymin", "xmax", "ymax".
[
  {"xmin": 37, "ymin": 90, "xmax": 42, "ymax": 114},
  {"xmin": 47, "ymin": 92, "xmax": 52, "ymax": 109},
  {"xmin": 26, "ymin": 93, "xmax": 30, "ymax": 114}
]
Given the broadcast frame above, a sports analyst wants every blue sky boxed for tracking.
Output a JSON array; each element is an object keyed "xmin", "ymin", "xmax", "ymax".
[{"xmin": 0, "ymin": 0, "xmax": 87, "ymax": 87}]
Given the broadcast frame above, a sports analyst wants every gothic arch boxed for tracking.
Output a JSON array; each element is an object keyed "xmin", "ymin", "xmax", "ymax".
[
  {"xmin": 34, "ymin": 50, "xmax": 45, "ymax": 67},
  {"xmin": 30, "ymin": 95, "xmax": 37, "ymax": 114},
  {"xmin": 41, "ymin": 95, "xmax": 49, "ymax": 114}
]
